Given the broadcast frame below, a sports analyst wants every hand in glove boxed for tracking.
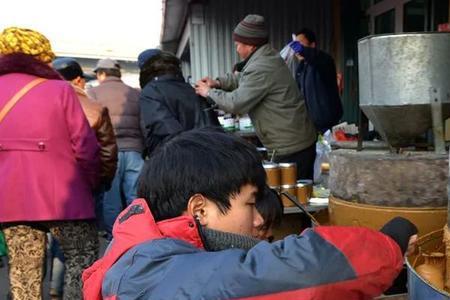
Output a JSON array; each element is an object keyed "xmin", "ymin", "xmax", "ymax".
[
  {"xmin": 288, "ymin": 41, "xmax": 304, "ymax": 55},
  {"xmin": 380, "ymin": 217, "xmax": 418, "ymax": 255}
]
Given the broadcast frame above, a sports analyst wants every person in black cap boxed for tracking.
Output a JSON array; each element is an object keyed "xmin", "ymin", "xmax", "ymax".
[
  {"xmin": 137, "ymin": 48, "xmax": 219, "ymax": 155},
  {"xmin": 52, "ymin": 57, "xmax": 118, "ymax": 299},
  {"xmin": 195, "ymin": 14, "xmax": 317, "ymax": 180},
  {"xmin": 53, "ymin": 58, "xmax": 118, "ymax": 193}
]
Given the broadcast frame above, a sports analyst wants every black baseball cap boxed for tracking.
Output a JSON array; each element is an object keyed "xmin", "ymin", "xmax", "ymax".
[{"xmin": 53, "ymin": 57, "xmax": 95, "ymax": 81}]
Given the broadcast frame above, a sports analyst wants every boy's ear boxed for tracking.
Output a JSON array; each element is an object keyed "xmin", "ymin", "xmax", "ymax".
[{"xmin": 186, "ymin": 194, "xmax": 208, "ymax": 225}]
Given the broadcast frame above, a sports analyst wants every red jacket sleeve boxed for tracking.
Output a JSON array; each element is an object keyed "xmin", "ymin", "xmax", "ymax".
[{"xmin": 314, "ymin": 226, "xmax": 404, "ymax": 297}]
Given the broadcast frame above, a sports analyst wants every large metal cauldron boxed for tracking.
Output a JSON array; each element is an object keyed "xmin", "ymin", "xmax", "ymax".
[
  {"xmin": 407, "ymin": 265, "xmax": 450, "ymax": 300},
  {"xmin": 358, "ymin": 33, "xmax": 450, "ymax": 148},
  {"xmin": 406, "ymin": 229, "xmax": 450, "ymax": 299}
]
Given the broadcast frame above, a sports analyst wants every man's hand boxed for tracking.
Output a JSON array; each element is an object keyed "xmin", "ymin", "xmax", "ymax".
[
  {"xmin": 197, "ymin": 77, "xmax": 220, "ymax": 88},
  {"xmin": 380, "ymin": 217, "xmax": 418, "ymax": 256},
  {"xmin": 288, "ymin": 41, "xmax": 304, "ymax": 55},
  {"xmin": 195, "ymin": 80, "xmax": 211, "ymax": 98},
  {"xmin": 405, "ymin": 234, "xmax": 418, "ymax": 256}
]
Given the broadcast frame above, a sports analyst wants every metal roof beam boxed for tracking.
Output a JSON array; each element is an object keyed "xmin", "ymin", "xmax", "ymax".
[{"xmin": 160, "ymin": 0, "xmax": 190, "ymax": 52}]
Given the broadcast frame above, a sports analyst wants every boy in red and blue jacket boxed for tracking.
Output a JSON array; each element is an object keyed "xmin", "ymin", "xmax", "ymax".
[{"xmin": 83, "ymin": 127, "xmax": 417, "ymax": 300}]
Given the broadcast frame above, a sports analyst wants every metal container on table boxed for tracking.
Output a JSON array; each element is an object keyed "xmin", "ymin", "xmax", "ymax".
[
  {"xmin": 263, "ymin": 162, "xmax": 281, "ymax": 187},
  {"xmin": 296, "ymin": 179, "xmax": 313, "ymax": 204},
  {"xmin": 406, "ymin": 229, "xmax": 450, "ymax": 300},
  {"xmin": 280, "ymin": 184, "xmax": 296, "ymax": 207},
  {"xmin": 279, "ymin": 162, "xmax": 297, "ymax": 185}
]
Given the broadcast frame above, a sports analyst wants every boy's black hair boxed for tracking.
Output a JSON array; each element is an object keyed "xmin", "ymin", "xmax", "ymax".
[
  {"xmin": 257, "ymin": 186, "xmax": 283, "ymax": 232},
  {"xmin": 295, "ymin": 28, "xmax": 316, "ymax": 44},
  {"xmin": 137, "ymin": 127, "xmax": 267, "ymax": 222}
]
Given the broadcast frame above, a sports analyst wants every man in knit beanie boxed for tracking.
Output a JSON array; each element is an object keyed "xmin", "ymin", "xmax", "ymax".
[
  {"xmin": 232, "ymin": 14, "xmax": 268, "ymax": 47},
  {"xmin": 196, "ymin": 14, "xmax": 318, "ymax": 180}
]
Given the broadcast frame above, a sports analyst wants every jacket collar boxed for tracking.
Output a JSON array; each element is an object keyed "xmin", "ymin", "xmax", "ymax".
[
  {"xmin": 243, "ymin": 43, "xmax": 271, "ymax": 71},
  {"xmin": 82, "ymin": 198, "xmax": 204, "ymax": 300},
  {"xmin": 100, "ymin": 77, "xmax": 123, "ymax": 84},
  {"xmin": 152, "ymin": 73, "xmax": 185, "ymax": 83},
  {"xmin": 0, "ymin": 53, "xmax": 63, "ymax": 80},
  {"xmin": 72, "ymin": 84, "xmax": 88, "ymax": 97},
  {"xmin": 112, "ymin": 198, "xmax": 204, "ymax": 251}
]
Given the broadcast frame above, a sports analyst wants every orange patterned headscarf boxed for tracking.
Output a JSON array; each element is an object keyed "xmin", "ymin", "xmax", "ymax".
[{"xmin": 0, "ymin": 27, "xmax": 55, "ymax": 63}]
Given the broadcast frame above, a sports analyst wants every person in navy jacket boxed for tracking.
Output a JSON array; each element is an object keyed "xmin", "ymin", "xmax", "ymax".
[{"xmin": 289, "ymin": 28, "xmax": 343, "ymax": 133}]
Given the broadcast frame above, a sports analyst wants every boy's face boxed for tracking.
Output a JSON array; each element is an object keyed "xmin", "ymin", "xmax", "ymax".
[{"xmin": 201, "ymin": 184, "xmax": 264, "ymax": 238}]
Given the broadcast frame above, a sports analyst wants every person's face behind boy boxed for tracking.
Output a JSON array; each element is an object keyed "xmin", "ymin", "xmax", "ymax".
[
  {"xmin": 255, "ymin": 225, "xmax": 273, "ymax": 242},
  {"xmin": 186, "ymin": 184, "xmax": 264, "ymax": 238}
]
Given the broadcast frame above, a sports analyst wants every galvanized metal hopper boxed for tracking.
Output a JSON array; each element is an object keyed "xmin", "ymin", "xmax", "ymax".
[{"xmin": 358, "ymin": 33, "xmax": 450, "ymax": 151}]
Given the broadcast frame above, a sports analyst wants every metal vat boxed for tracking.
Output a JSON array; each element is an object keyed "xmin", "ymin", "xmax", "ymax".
[
  {"xmin": 358, "ymin": 33, "xmax": 450, "ymax": 148},
  {"xmin": 406, "ymin": 229, "xmax": 450, "ymax": 299},
  {"xmin": 407, "ymin": 265, "xmax": 450, "ymax": 300},
  {"xmin": 329, "ymin": 196, "xmax": 446, "ymax": 235}
]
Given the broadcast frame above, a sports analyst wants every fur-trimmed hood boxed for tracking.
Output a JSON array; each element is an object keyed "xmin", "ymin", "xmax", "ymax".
[{"xmin": 0, "ymin": 53, "xmax": 62, "ymax": 80}]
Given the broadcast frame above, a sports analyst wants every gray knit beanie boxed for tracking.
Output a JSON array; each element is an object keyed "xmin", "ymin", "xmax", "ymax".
[{"xmin": 233, "ymin": 14, "xmax": 268, "ymax": 46}]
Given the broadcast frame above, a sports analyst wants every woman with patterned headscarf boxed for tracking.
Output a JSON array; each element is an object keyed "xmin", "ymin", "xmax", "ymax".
[{"xmin": 0, "ymin": 27, "xmax": 100, "ymax": 300}]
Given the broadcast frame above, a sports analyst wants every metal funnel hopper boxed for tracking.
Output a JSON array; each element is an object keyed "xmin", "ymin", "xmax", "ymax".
[{"xmin": 358, "ymin": 33, "xmax": 450, "ymax": 149}]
